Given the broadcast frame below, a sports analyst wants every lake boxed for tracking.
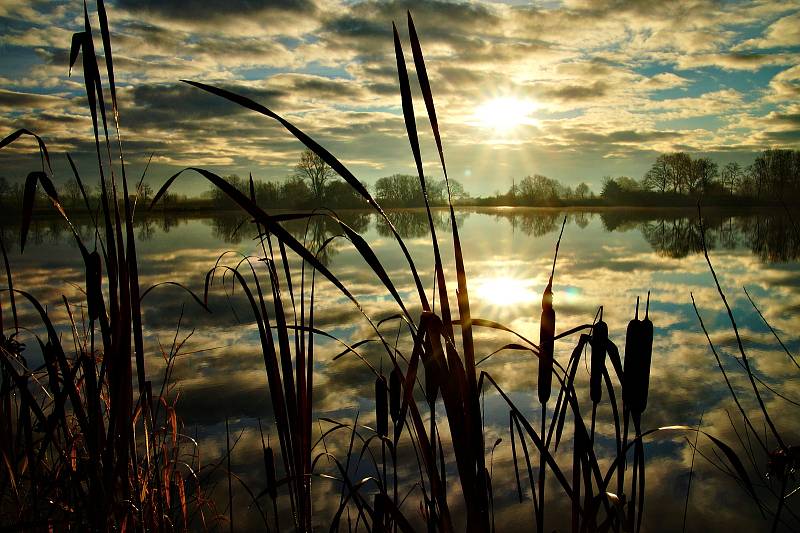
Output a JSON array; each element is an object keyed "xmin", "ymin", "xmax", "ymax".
[{"xmin": 3, "ymin": 207, "xmax": 798, "ymax": 531}]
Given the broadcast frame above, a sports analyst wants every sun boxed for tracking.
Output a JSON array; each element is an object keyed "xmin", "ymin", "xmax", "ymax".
[{"xmin": 473, "ymin": 97, "xmax": 538, "ymax": 134}]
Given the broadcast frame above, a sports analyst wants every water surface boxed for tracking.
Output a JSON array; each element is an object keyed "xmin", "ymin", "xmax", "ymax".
[{"xmin": 5, "ymin": 207, "xmax": 799, "ymax": 531}]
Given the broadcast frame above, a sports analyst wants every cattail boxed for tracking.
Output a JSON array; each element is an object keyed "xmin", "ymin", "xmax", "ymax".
[
  {"xmin": 622, "ymin": 297, "xmax": 642, "ymax": 411},
  {"xmin": 376, "ymin": 375, "xmax": 388, "ymax": 438},
  {"xmin": 637, "ymin": 292, "xmax": 654, "ymax": 414},
  {"xmin": 258, "ymin": 420, "xmax": 277, "ymax": 501},
  {"xmin": 539, "ymin": 218, "xmax": 565, "ymax": 406},
  {"xmin": 424, "ymin": 359, "xmax": 440, "ymax": 407},
  {"xmin": 86, "ymin": 250, "xmax": 102, "ymax": 321},
  {"xmin": 538, "ymin": 280, "xmax": 555, "ymax": 405},
  {"xmin": 389, "ymin": 367, "xmax": 401, "ymax": 425},
  {"xmin": 590, "ymin": 307, "xmax": 608, "ymax": 404},
  {"xmin": 373, "ymin": 493, "xmax": 385, "ymax": 531},
  {"xmin": 422, "ymin": 313, "xmax": 441, "ymax": 407},
  {"xmin": 264, "ymin": 445, "xmax": 277, "ymax": 500}
]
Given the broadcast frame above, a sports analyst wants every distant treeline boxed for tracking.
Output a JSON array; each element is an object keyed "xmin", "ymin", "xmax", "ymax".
[
  {"xmin": 0, "ymin": 173, "xmax": 468, "ymax": 215},
  {"xmin": 205, "ymin": 172, "xmax": 469, "ymax": 210},
  {"xmin": 204, "ymin": 149, "xmax": 469, "ymax": 210},
  {"xmin": 2, "ymin": 148, "xmax": 797, "ymax": 213},
  {"xmin": 479, "ymin": 148, "xmax": 800, "ymax": 207},
  {"xmin": 0, "ymin": 149, "xmax": 471, "ymax": 214}
]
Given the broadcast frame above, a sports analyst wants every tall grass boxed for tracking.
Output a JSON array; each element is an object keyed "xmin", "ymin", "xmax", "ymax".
[
  {"xmin": 692, "ymin": 206, "xmax": 800, "ymax": 533},
  {"xmin": 0, "ymin": 3, "xmax": 783, "ymax": 532},
  {"xmin": 147, "ymin": 10, "xmax": 768, "ymax": 533},
  {"xmin": 0, "ymin": 2, "xmax": 217, "ymax": 529}
]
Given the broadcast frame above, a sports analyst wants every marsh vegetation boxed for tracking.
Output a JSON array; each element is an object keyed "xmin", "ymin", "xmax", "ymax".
[{"xmin": 0, "ymin": 3, "xmax": 797, "ymax": 532}]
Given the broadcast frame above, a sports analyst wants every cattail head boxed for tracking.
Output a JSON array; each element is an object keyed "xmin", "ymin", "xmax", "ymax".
[
  {"xmin": 637, "ymin": 292, "xmax": 654, "ymax": 414},
  {"xmin": 538, "ymin": 279, "xmax": 555, "ymax": 405},
  {"xmin": 373, "ymin": 493, "xmax": 386, "ymax": 531},
  {"xmin": 590, "ymin": 307, "xmax": 608, "ymax": 404},
  {"xmin": 258, "ymin": 419, "xmax": 277, "ymax": 500},
  {"xmin": 389, "ymin": 367, "xmax": 401, "ymax": 425},
  {"xmin": 622, "ymin": 297, "xmax": 644, "ymax": 413},
  {"xmin": 375, "ymin": 375, "xmax": 388, "ymax": 438},
  {"xmin": 264, "ymin": 445, "xmax": 277, "ymax": 500},
  {"xmin": 539, "ymin": 218, "xmax": 565, "ymax": 406}
]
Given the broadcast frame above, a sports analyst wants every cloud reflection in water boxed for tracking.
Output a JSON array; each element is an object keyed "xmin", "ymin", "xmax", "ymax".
[{"xmin": 3, "ymin": 207, "xmax": 798, "ymax": 531}]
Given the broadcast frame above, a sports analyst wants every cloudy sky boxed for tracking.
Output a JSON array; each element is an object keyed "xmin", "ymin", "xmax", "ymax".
[{"xmin": 1, "ymin": 0, "xmax": 799, "ymax": 196}]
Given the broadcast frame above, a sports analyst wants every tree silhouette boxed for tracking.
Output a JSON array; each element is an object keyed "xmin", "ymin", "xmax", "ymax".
[
  {"xmin": 295, "ymin": 148, "xmax": 335, "ymax": 203},
  {"xmin": 721, "ymin": 162, "xmax": 742, "ymax": 195},
  {"xmin": 139, "ymin": 182, "xmax": 154, "ymax": 203}
]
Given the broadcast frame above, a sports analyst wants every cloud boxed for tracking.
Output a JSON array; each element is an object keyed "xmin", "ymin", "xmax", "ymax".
[
  {"xmin": 538, "ymin": 80, "xmax": 610, "ymax": 102},
  {"xmin": 637, "ymin": 72, "xmax": 691, "ymax": 89},
  {"xmin": 673, "ymin": 51, "xmax": 799, "ymax": 71},
  {"xmin": 0, "ymin": 0, "xmax": 799, "ymax": 194},
  {"xmin": 0, "ymin": 88, "xmax": 67, "ymax": 108},
  {"xmin": 738, "ymin": 11, "xmax": 800, "ymax": 49},
  {"xmin": 768, "ymin": 65, "xmax": 800, "ymax": 101},
  {"xmin": 116, "ymin": 0, "xmax": 314, "ymax": 19},
  {"xmin": 113, "ymin": 0, "xmax": 320, "ymax": 36}
]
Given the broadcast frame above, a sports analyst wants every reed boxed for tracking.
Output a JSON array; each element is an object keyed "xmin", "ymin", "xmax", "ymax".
[
  {"xmin": 159, "ymin": 12, "xmax": 764, "ymax": 532},
  {"xmin": 691, "ymin": 206, "xmax": 799, "ymax": 532},
  {"xmin": 0, "ymin": 3, "xmax": 779, "ymax": 532},
  {"xmin": 589, "ymin": 306, "xmax": 607, "ymax": 460},
  {"xmin": 0, "ymin": 2, "xmax": 220, "ymax": 529}
]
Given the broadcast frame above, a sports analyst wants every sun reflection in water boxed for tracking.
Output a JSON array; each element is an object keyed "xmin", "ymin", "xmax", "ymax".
[
  {"xmin": 473, "ymin": 274, "xmax": 582, "ymax": 309},
  {"xmin": 473, "ymin": 275, "xmax": 539, "ymax": 307}
]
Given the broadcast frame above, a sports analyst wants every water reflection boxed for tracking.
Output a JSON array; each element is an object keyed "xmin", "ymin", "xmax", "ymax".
[
  {"xmin": 487, "ymin": 208, "xmax": 800, "ymax": 262},
  {"xmin": 4, "ymin": 208, "xmax": 796, "ymax": 263},
  {"xmin": 649, "ymin": 211, "xmax": 800, "ymax": 261},
  {"xmin": 2, "ymin": 207, "xmax": 798, "ymax": 531}
]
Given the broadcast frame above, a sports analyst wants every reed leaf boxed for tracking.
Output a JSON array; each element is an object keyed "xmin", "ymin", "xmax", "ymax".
[{"xmin": 179, "ymin": 79, "xmax": 430, "ymax": 310}]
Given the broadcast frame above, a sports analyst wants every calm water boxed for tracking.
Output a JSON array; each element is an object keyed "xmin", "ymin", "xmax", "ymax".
[{"xmin": 4, "ymin": 207, "xmax": 799, "ymax": 531}]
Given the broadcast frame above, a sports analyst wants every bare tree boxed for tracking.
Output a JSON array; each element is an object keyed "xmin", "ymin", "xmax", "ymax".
[
  {"xmin": 720, "ymin": 162, "xmax": 742, "ymax": 195},
  {"xmin": 139, "ymin": 182, "xmax": 154, "ymax": 203},
  {"xmin": 665, "ymin": 152, "xmax": 693, "ymax": 194},
  {"xmin": 692, "ymin": 157, "xmax": 718, "ymax": 196},
  {"xmin": 642, "ymin": 155, "xmax": 670, "ymax": 193},
  {"xmin": 446, "ymin": 179, "xmax": 468, "ymax": 202},
  {"xmin": 295, "ymin": 149, "xmax": 335, "ymax": 203}
]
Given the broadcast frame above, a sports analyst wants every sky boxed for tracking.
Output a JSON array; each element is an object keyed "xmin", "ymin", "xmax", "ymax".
[{"xmin": 0, "ymin": 0, "xmax": 799, "ymax": 196}]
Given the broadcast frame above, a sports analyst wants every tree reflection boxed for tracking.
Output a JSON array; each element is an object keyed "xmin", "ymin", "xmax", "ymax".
[
  {"xmin": 209, "ymin": 215, "xmax": 249, "ymax": 244},
  {"xmin": 486, "ymin": 208, "xmax": 800, "ymax": 262},
  {"xmin": 284, "ymin": 213, "xmax": 370, "ymax": 267},
  {"xmin": 375, "ymin": 210, "xmax": 451, "ymax": 238},
  {"xmin": 571, "ymin": 211, "xmax": 590, "ymax": 229},
  {"xmin": 640, "ymin": 218, "xmax": 708, "ymax": 258},
  {"xmin": 740, "ymin": 215, "xmax": 800, "ymax": 262},
  {"xmin": 137, "ymin": 219, "xmax": 156, "ymax": 241},
  {"xmin": 496, "ymin": 210, "xmax": 563, "ymax": 237},
  {"xmin": 198, "ymin": 208, "xmax": 800, "ymax": 263},
  {"xmin": 158, "ymin": 215, "xmax": 181, "ymax": 234},
  {"xmin": 639, "ymin": 213, "xmax": 799, "ymax": 261},
  {"xmin": 3, "ymin": 208, "xmax": 798, "ymax": 263}
]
